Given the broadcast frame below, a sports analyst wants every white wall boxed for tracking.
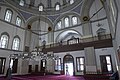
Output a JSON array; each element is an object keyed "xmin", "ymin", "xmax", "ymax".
[
  {"xmin": 54, "ymin": 50, "xmax": 85, "ymax": 75},
  {"xmin": 0, "ymin": 5, "xmax": 27, "ymax": 76},
  {"xmin": 95, "ymin": 47, "xmax": 116, "ymax": 72},
  {"xmin": 0, "ymin": 49, "xmax": 24, "ymax": 76},
  {"xmin": 0, "ymin": 21, "xmax": 25, "ymax": 51},
  {"xmin": 0, "ymin": 6, "xmax": 25, "ymax": 28}
]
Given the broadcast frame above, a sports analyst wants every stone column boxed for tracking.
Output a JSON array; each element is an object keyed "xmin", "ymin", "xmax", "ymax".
[
  {"xmin": 82, "ymin": 17, "xmax": 97, "ymax": 74},
  {"xmin": 46, "ymin": 59, "xmax": 54, "ymax": 73},
  {"xmin": 82, "ymin": 21, "xmax": 92, "ymax": 36},
  {"xmin": 24, "ymin": 30, "xmax": 31, "ymax": 52},
  {"xmin": 48, "ymin": 31, "xmax": 54, "ymax": 43},
  {"xmin": 20, "ymin": 60, "xmax": 29, "ymax": 75},
  {"xmin": 84, "ymin": 47, "xmax": 97, "ymax": 74}
]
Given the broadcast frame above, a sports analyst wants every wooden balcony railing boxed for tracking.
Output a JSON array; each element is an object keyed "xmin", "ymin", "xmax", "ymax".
[{"xmin": 41, "ymin": 34, "xmax": 112, "ymax": 49}]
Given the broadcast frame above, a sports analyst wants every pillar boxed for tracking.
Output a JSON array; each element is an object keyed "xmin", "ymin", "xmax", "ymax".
[{"xmin": 84, "ymin": 47, "xmax": 97, "ymax": 74}]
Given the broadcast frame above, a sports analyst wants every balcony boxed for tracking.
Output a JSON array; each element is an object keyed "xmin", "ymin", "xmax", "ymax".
[{"xmin": 42, "ymin": 34, "xmax": 113, "ymax": 53}]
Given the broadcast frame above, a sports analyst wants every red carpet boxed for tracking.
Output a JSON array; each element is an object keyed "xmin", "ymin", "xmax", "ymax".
[
  {"xmin": 12, "ymin": 75, "xmax": 84, "ymax": 80},
  {"xmin": 0, "ymin": 74, "xmax": 110, "ymax": 80}
]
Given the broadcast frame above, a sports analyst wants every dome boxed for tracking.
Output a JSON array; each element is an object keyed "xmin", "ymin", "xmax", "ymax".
[{"xmin": 5, "ymin": 0, "xmax": 83, "ymax": 15}]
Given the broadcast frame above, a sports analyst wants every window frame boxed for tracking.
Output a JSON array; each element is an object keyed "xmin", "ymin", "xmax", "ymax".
[
  {"xmin": 0, "ymin": 32, "xmax": 9, "ymax": 49},
  {"xmin": 0, "ymin": 57, "xmax": 6, "ymax": 74},
  {"xmin": 10, "ymin": 58, "xmax": 18, "ymax": 73},
  {"xmin": 55, "ymin": 58, "xmax": 61, "ymax": 71},
  {"xmin": 105, "ymin": 55, "xmax": 112, "ymax": 72},
  {"xmin": 19, "ymin": 0, "xmax": 25, "ymax": 6},
  {"xmin": 38, "ymin": 3, "xmax": 44, "ymax": 11},
  {"xmin": 16, "ymin": 16, "xmax": 22, "ymax": 26},
  {"xmin": 76, "ymin": 57, "xmax": 85, "ymax": 72},
  {"xmin": 69, "ymin": 0, "xmax": 74, "ymax": 4},
  {"xmin": 55, "ymin": 2, "xmax": 60, "ymax": 11},
  {"xmin": 4, "ymin": 9, "xmax": 13, "ymax": 22},
  {"xmin": 64, "ymin": 17, "xmax": 70, "ymax": 27},
  {"xmin": 12, "ymin": 36, "xmax": 20, "ymax": 50},
  {"xmin": 72, "ymin": 16, "xmax": 78, "ymax": 26},
  {"xmin": 55, "ymin": 20, "xmax": 62, "ymax": 30}
]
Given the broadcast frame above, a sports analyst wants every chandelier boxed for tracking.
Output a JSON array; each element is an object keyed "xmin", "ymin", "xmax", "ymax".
[{"xmin": 9, "ymin": 49, "xmax": 59, "ymax": 61}]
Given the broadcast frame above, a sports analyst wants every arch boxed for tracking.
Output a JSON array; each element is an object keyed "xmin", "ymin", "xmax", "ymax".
[
  {"xmin": 13, "ymin": 35, "xmax": 21, "ymax": 42},
  {"xmin": 55, "ymin": 29, "xmax": 82, "ymax": 42},
  {"xmin": 0, "ymin": 32, "xmax": 10, "ymax": 38},
  {"xmin": 63, "ymin": 54, "xmax": 75, "ymax": 76},
  {"xmin": 81, "ymin": 0, "xmax": 94, "ymax": 21},
  {"xmin": 26, "ymin": 16, "xmax": 53, "ymax": 29},
  {"xmin": 1, "ymin": 5, "xmax": 26, "ymax": 24}
]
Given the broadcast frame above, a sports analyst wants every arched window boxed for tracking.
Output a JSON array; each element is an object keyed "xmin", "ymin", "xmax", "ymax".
[
  {"xmin": 0, "ymin": 33, "xmax": 9, "ymax": 48},
  {"xmin": 69, "ymin": 0, "xmax": 74, "ymax": 4},
  {"xmin": 64, "ymin": 17, "xmax": 69, "ymax": 27},
  {"xmin": 72, "ymin": 16, "xmax": 78, "ymax": 25},
  {"xmin": 4, "ymin": 9, "xmax": 13, "ymax": 22},
  {"xmin": 12, "ymin": 36, "xmax": 20, "ymax": 50},
  {"xmin": 55, "ymin": 4, "xmax": 60, "ymax": 11},
  {"xmin": 56, "ymin": 21, "xmax": 62, "ymax": 30},
  {"xmin": 16, "ymin": 16, "xmax": 22, "ymax": 26},
  {"xmin": 19, "ymin": 0, "xmax": 25, "ymax": 6},
  {"xmin": 38, "ymin": 4, "xmax": 44, "ymax": 11}
]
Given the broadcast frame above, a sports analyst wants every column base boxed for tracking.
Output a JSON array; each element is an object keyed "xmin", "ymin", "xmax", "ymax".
[{"xmin": 85, "ymin": 66, "xmax": 97, "ymax": 74}]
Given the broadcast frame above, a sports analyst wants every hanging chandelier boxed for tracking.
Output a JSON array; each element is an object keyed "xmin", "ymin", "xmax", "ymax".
[{"xmin": 9, "ymin": 50, "xmax": 59, "ymax": 61}]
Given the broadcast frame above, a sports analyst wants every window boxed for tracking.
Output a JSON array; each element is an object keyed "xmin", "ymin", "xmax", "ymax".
[
  {"xmin": 55, "ymin": 58, "xmax": 61, "ymax": 71},
  {"xmin": 72, "ymin": 16, "xmax": 78, "ymax": 25},
  {"xmin": 106, "ymin": 56, "xmax": 112, "ymax": 72},
  {"xmin": 56, "ymin": 21, "xmax": 62, "ymax": 30},
  {"xmin": 39, "ymin": 4, "xmax": 44, "ymax": 11},
  {"xmin": 55, "ymin": 4, "xmax": 60, "ymax": 10},
  {"xmin": 0, "ymin": 57, "xmax": 6, "ymax": 74},
  {"xmin": 0, "ymin": 34, "xmax": 9, "ymax": 48},
  {"xmin": 76, "ymin": 57, "xmax": 85, "ymax": 72},
  {"xmin": 70, "ymin": 0, "xmax": 74, "ymax": 4},
  {"xmin": 12, "ymin": 37, "xmax": 20, "ymax": 50},
  {"xmin": 64, "ymin": 17, "xmax": 69, "ymax": 27},
  {"xmin": 10, "ymin": 59, "xmax": 18, "ymax": 73},
  {"xmin": 4, "ymin": 9, "xmax": 13, "ymax": 22},
  {"xmin": 16, "ymin": 17, "xmax": 22, "ymax": 26},
  {"xmin": 19, "ymin": 0, "xmax": 24, "ymax": 6}
]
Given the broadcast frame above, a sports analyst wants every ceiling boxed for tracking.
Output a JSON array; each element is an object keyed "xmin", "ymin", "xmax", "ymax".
[{"xmin": 5, "ymin": 0, "xmax": 83, "ymax": 15}]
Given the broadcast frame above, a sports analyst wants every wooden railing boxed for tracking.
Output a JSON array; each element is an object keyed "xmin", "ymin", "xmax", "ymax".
[{"xmin": 42, "ymin": 34, "xmax": 111, "ymax": 49}]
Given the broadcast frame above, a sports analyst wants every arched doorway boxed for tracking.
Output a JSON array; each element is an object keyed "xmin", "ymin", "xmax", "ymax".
[{"xmin": 63, "ymin": 54, "xmax": 74, "ymax": 76}]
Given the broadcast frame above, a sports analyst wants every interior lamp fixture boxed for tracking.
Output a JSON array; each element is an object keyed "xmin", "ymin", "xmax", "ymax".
[{"xmin": 9, "ymin": 51, "xmax": 59, "ymax": 61}]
